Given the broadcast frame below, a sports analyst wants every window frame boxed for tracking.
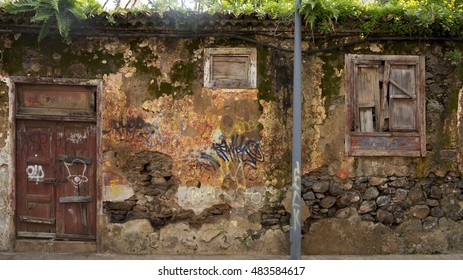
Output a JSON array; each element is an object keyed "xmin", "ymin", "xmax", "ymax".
[
  {"xmin": 203, "ymin": 48, "xmax": 257, "ymax": 89},
  {"xmin": 345, "ymin": 54, "xmax": 426, "ymax": 157}
]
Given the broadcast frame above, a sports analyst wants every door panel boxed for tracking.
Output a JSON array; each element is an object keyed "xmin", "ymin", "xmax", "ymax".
[
  {"xmin": 16, "ymin": 120, "xmax": 96, "ymax": 240},
  {"xmin": 17, "ymin": 121, "xmax": 56, "ymax": 236},
  {"xmin": 57, "ymin": 123, "xmax": 96, "ymax": 239}
]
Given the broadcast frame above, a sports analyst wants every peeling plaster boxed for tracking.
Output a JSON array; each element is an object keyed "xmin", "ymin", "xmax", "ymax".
[
  {"xmin": 458, "ymin": 86, "xmax": 463, "ymax": 173},
  {"xmin": 177, "ymin": 185, "xmax": 270, "ymax": 215}
]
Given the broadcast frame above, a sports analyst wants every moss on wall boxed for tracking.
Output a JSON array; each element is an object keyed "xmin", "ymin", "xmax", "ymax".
[
  {"xmin": 2, "ymin": 34, "xmax": 125, "ymax": 77},
  {"xmin": 320, "ymin": 53, "xmax": 342, "ymax": 113},
  {"xmin": 257, "ymin": 46, "xmax": 273, "ymax": 102}
]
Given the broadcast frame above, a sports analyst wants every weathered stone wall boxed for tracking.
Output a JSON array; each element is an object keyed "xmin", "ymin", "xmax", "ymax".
[
  {"xmin": 1, "ymin": 30, "xmax": 463, "ymax": 254},
  {"xmin": 0, "ymin": 77, "xmax": 11, "ymax": 251}
]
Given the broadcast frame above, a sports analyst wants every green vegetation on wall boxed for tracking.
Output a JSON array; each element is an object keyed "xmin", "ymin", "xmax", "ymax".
[{"xmin": 4, "ymin": 1, "xmax": 463, "ymax": 41}]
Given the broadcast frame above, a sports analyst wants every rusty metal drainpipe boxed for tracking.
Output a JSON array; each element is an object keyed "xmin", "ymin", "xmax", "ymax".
[{"xmin": 290, "ymin": 0, "xmax": 302, "ymax": 260}]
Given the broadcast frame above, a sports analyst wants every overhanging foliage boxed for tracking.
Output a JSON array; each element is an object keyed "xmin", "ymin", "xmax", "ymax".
[{"xmin": 2, "ymin": 0, "xmax": 463, "ymax": 41}]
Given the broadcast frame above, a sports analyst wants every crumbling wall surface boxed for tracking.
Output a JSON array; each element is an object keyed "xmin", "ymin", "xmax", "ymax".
[{"xmin": 0, "ymin": 77, "xmax": 11, "ymax": 251}]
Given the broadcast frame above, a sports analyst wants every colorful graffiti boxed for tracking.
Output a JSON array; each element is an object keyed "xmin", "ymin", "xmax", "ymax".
[
  {"xmin": 211, "ymin": 133, "xmax": 264, "ymax": 168},
  {"xmin": 185, "ymin": 132, "xmax": 264, "ymax": 186}
]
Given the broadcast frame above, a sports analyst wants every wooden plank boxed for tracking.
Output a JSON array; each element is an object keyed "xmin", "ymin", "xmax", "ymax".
[
  {"xmin": 17, "ymin": 231, "xmax": 56, "ymax": 239},
  {"xmin": 350, "ymin": 149, "xmax": 422, "ymax": 157},
  {"xmin": 55, "ymin": 233, "xmax": 96, "ymax": 240},
  {"xmin": 391, "ymin": 99, "xmax": 416, "ymax": 130},
  {"xmin": 19, "ymin": 216, "xmax": 56, "ymax": 225},
  {"xmin": 212, "ymin": 55, "xmax": 249, "ymax": 80},
  {"xmin": 25, "ymin": 194, "xmax": 52, "ymax": 203},
  {"xmin": 351, "ymin": 54, "xmax": 420, "ymax": 64},
  {"xmin": 350, "ymin": 131, "xmax": 421, "ymax": 137},
  {"xmin": 58, "ymin": 155, "xmax": 92, "ymax": 164},
  {"xmin": 345, "ymin": 54, "xmax": 354, "ymax": 156},
  {"xmin": 419, "ymin": 55, "xmax": 427, "ymax": 156},
  {"xmin": 359, "ymin": 108, "xmax": 374, "ymax": 132},
  {"xmin": 350, "ymin": 135, "xmax": 421, "ymax": 151},
  {"xmin": 59, "ymin": 196, "xmax": 93, "ymax": 203},
  {"xmin": 381, "ymin": 62, "xmax": 390, "ymax": 132},
  {"xmin": 356, "ymin": 66, "xmax": 380, "ymax": 132},
  {"xmin": 16, "ymin": 114, "xmax": 97, "ymax": 122}
]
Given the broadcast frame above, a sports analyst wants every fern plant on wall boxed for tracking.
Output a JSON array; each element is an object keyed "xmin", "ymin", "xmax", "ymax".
[{"xmin": 4, "ymin": 0, "xmax": 101, "ymax": 42}]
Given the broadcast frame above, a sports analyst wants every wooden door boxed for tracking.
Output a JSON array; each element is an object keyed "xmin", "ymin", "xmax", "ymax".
[{"xmin": 16, "ymin": 120, "xmax": 96, "ymax": 240}]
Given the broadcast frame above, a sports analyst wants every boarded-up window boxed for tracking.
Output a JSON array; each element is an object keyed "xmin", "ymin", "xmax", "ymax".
[
  {"xmin": 345, "ymin": 54, "xmax": 426, "ymax": 157},
  {"xmin": 204, "ymin": 48, "xmax": 257, "ymax": 88}
]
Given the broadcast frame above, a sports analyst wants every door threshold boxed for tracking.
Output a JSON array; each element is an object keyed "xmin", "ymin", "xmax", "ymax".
[{"xmin": 15, "ymin": 239, "xmax": 97, "ymax": 253}]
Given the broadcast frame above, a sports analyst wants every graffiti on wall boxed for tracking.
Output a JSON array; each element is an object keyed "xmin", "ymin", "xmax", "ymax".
[
  {"xmin": 212, "ymin": 133, "xmax": 264, "ymax": 168},
  {"xmin": 104, "ymin": 113, "xmax": 184, "ymax": 147},
  {"xmin": 102, "ymin": 171, "xmax": 133, "ymax": 200},
  {"xmin": 221, "ymin": 119, "xmax": 259, "ymax": 137},
  {"xmin": 290, "ymin": 161, "xmax": 301, "ymax": 231},
  {"xmin": 186, "ymin": 131, "xmax": 264, "ymax": 186}
]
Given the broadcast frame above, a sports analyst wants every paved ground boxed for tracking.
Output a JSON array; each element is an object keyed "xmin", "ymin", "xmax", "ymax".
[{"xmin": 1, "ymin": 252, "xmax": 463, "ymax": 260}]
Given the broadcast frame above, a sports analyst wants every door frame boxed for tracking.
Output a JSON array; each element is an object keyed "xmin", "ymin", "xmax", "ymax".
[{"xmin": 9, "ymin": 77, "xmax": 103, "ymax": 252}]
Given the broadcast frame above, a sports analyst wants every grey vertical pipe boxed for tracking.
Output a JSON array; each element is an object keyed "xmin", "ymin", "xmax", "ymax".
[{"xmin": 290, "ymin": 0, "xmax": 302, "ymax": 260}]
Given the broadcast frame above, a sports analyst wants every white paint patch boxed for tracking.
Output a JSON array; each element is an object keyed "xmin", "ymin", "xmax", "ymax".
[
  {"xmin": 67, "ymin": 208, "xmax": 78, "ymax": 224},
  {"xmin": 67, "ymin": 132, "xmax": 88, "ymax": 144},
  {"xmin": 176, "ymin": 185, "xmax": 268, "ymax": 215}
]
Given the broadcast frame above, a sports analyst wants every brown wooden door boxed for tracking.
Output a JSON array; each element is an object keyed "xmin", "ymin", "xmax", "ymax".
[{"xmin": 17, "ymin": 120, "xmax": 96, "ymax": 240}]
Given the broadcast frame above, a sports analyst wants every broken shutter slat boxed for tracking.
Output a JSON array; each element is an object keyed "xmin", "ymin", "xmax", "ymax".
[
  {"xmin": 380, "ymin": 63, "xmax": 391, "ymax": 132},
  {"xmin": 359, "ymin": 108, "xmax": 374, "ymax": 132},
  {"xmin": 390, "ymin": 66, "xmax": 417, "ymax": 131},
  {"xmin": 356, "ymin": 66, "xmax": 380, "ymax": 132},
  {"xmin": 390, "ymin": 79, "xmax": 416, "ymax": 99}
]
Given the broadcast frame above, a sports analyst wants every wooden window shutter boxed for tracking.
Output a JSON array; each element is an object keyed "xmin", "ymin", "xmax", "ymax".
[
  {"xmin": 388, "ymin": 64, "xmax": 417, "ymax": 131},
  {"xmin": 345, "ymin": 54, "xmax": 426, "ymax": 157},
  {"xmin": 204, "ymin": 48, "xmax": 257, "ymax": 89}
]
